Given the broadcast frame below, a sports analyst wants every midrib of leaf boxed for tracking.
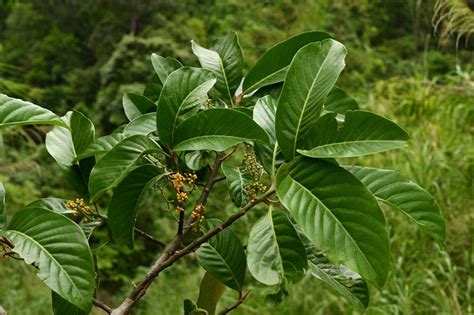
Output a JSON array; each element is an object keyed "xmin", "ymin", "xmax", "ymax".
[
  {"xmin": 217, "ymin": 55, "xmax": 234, "ymax": 106},
  {"xmin": 205, "ymin": 243, "xmax": 241, "ymax": 291},
  {"xmin": 175, "ymin": 135, "xmax": 248, "ymax": 148},
  {"xmin": 303, "ymin": 140, "xmax": 407, "ymax": 150},
  {"xmin": 268, "ymin": 209, "xmax": 284, "ymax": 279},
  {"xmin": 7, "ymin": 229, "xmax": 83, "ymax": 298},
  {"xmin": 244, "ymin": 67, "xmax": 287, "ymax": 95},
  {"xmin": 287, "ymin": 176, "xmax": 377, "ymax": 278},
  {"xmin": 291, "ymin": 48, "xmax": 332, "ymax": 159}
]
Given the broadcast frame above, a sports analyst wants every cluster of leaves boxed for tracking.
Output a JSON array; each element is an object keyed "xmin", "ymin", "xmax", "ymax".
[{"xmin": 0, "ymin": 31, "xmax": 445, "ymax": 314}]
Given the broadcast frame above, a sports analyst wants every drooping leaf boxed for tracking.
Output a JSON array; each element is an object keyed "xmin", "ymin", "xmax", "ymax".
[
  {"xmin": 242, "ymin": 31, "xmax": 331, "ymax": 94},
  {"xmin": 174, "ymin": 108, "xmax": 268, "ymax": 152},
  {"xmin": 108, "ymin": 164, "xmax": 163, "ymax": 248},
  {"xmin": 52, "ymin": 292, "xmax": 86, "ymax": 315},
  {"xmin": 192, "ymin": 32, "xmax": 244, "ymax": 105},
  {"xmin": 196, "ymin": 219, "xmax": 246, "ymax": 291},
  {"xmin": 324, "ymin": 86, "xmax": 359, "ymax": 114},
  {"xmin": 196, "ymin": 272, "xmax": 226, "ymax": 315},
  {"xmin": 0, "ymin": 182, "xmax": 5, "ymax": 230},
  {"xmin": 275, "ymin": 39, "xmax": 347, "ymax": 160},
  {"xmin": 122, "ymin": 93, "xmax": 156, "ymax": 121},
  {"xmin": 298, "ymin": 111, "xmax": 409, "ymax": 158},
  {"xmin": 78, "ymin": 133, "xmax": 127, "ymax": 160},
  {"xmin": 88, "ymin": 135, "xmax": 162, "ymax": 201},
  {"xmin": 252, "ymin": 95, "xmax": 281, "ymax": 174},
  {"xmin": 0, "ymin": 94, "xmax": 66, "ymax": 128},
  {"xmin": 276, "ymin": 157, "xmax": 389, "ymax": 286},
  {"xmin": 221, "ymin": 162, "xmax": 252, "ymax": 207},
  {"xmin": 151, "ymin": 53, "xmax": 183, "ymax": 83},
  {"xmin": 123, "ymin": 113, "xmax": 156, "ymax": 136},
  {"xmin": 247, "ymin": 206, "xmax": 307, "ymax": 285},
  {"xmin": 6, "ymin": 207, "xmax": 95, "ymax": 311},
  {"xmin": 348, "ymin": 166, "xmax": 445, "ymax": 244},
  {"xmin": 156, "ymin": 67, "xmax": 216, "ymax": 145}
]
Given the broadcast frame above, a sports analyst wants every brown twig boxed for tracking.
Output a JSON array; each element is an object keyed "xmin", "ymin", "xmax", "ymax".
[
  {"xmin": 93, "ymin": 298, "xmax": 113, "ymax": 313},
  {"xmin": 220, "ymin": 290, "xmax": 251, "ymax": 314},
  {"xmin": 133, "ymin": 228, "xmax": 166, "ymax": 247}
]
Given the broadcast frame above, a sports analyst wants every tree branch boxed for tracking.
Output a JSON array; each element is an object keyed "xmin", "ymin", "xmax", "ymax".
[
  {"xmin": 133, "ymin": 228, "xmax": 166, "ymax": 247},
  {"xmin": 111, "ymin": 187, "xmax": 275, "ymax": 314},
  {"xmin": 93, "ymin": 298, "xmax": 113, "ymax": 314},
  {"xmin": 220, "ymin": 290, "xmax": 250, "ymax": 314}
]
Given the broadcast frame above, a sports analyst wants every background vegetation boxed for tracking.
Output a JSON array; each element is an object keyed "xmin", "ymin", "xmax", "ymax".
[{"xmin": 0, "ymin": 1, "xmax": 472, "ymax": 314}]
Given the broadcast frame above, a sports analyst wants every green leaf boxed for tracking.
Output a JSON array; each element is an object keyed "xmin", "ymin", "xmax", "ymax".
[
  {"xmin": 151, "ymin": 53, "xmax": 183, "ymax": 83},
  {"xmin": 242, "ymin": 31, "xmax": 331, "ymax": 94},
  {"xmin": 191, "ymin": 32, "xmax": 244, "ymax": 105},
  {"xmin": 52, "ymin": 292, "xmax": 86, "ymax": 315},
  {"xmin": 123, "ymin": 92, "xmax": 156, "ymax": 121},
  {"xmin": 247, "ymin": 206, "xmax": 307, "ymax": 285},
  {"xmin": 78, "ymin": 133, "xmax": 127, "ymax": 160},
  {"xmin": 88, "ymin": 135, "xmax": 162, "ymax": 201},
  {"xmin": 196, "ymin": 219, "xmax": 246, "ymax": 291},
  {"xmin": 252, "ymin": 95, "xmax": 281, "ymax": 174},
  {"xmin": 221, "ymin": 162, "xmax": 252, "ymax": 207},
  {"xmin": 184, "ymin": 151, "xmax": 213, "ymax": 171},
  {"xmin": 143, "ymin": 74, "xmax": 163, "ymax": 102},
  {"xmin": 0, "ymin": 94, "xmax": 66, "ymax": 128},
  {"xmin": 6, "ymin": 207, "xmax": 95, "ymax": 311},
  {"xmin": 196, "ymin": 272, "xmax": 226, "ymax": 315},
  {"xmin": 174, "ymin": 108, "xmax": 268, "ymax": 152},
  {"xmin": 324, "ymin": 86, "xmax": 359, "ymax": 114},
  {"xmin": 124, "ymin": 113, "xmax": 156, "ymax": 136},
  {"xmin": 298, "ymin": 111, "xmax": 409, "ymax": 158},
  {"xmin": 156, "ymin": 67, "xmax": 216, "ymax": 145},
  {"xmin": 275, "ymin": 39, "xmax": 347, "ymax": 160},
  {"xmin": 108, "ymin": 164, "xmax": 163, "ymax": 248},
  {"xmin": 348, "ymin": 166, "xmax": 445, "ymax": 244},
  {"xmin": 0, "ymin": 182, "xmax": 5, "ymax": 230},
  {"xmin": 26, "ymin": 198, "xmax": 70, "ymax": 214},
  {"xmin": 276, "ymin": 157, "xmax": 389, "ymax": 286}
]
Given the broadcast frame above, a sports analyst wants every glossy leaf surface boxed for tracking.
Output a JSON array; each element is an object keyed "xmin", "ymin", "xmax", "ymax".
[
  {"xmin": 123, "ymin": 93, "xmax": 156, "ymax": 121},
  {"xmin": 151, "ymin": 53, "xmax": 183, "ymax": 83}
]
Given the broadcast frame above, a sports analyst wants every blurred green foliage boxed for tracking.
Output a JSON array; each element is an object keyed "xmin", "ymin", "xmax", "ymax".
[{"xmin": 0, "ymin": 0, "xmax": 472, "ymax": 314}]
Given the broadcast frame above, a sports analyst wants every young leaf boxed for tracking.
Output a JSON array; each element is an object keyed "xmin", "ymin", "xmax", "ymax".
[
  {"xmin": 52, "ymin": 292, "xmax": 86, "ymax": 315},
  {"xmin": 196, "ymin": 272, "xmax": 226, "ymax": 315},
  {"xmin": 247, "ymin": 207, "xmax": 307, "ymax": 285},
  {"xmin": 0, "ymin": 182, "xmax": 5, "ymax": 230},
  {"xmin": 324, "ymin": 86, "xmax": 359, "ymax": 114},
  {"xmin": 108, "ymin": 164, "xmax": 163, "ymax": 248},
  {"xmin": 0, "ymin": 94, "xmax": 66, "ymax": 128},
  {"xmin": 192, "ymin": 32, "xmax": 244, "ymax": 105},
  {"xmin": 173, "ymin": 108, "xmax": 268, "ymax": 152},
  {"xmin": 78, "ymin": 133, "xmax": 127, "ymax": 160},
  {"xmin": 276, "ymin": 157, "xmax": 389, "ymax": 286},
  {"xmin": 88, "ymin": 135, "xmax": 162, "ymax": 201},
  {"xmin": 298, "ymin": 111, "xmax": 409, "ymax": 158},
  {"xmin": 6, "ymin": 207, "xmax": 95, "ymax": 311},
  {"xmin": 196, "ymin": 219, "xmax": 246, "ymax": 291},
  {"xmin": 151, "ymin": 53, "xmax": 183, "ymax": 83},
  {"xmin": 243, "ymin": 31, "xmax": 331, "ymax": 94},
  {"xmin": 156, "ymin": 67, "xmax": 216, "ymax": 145},
  {"xmin": 348, "ymin": 166, "xmax": 445, "ymax": 244},
  {"xmin": 221, "ymin": 162, "xmax": 252, "ymax": 207},
  {"xmin": 275, "ymin": 39, "xmax": 347, "ymax": 160},
  {"xmin": 122, "ymin": 93, "xmax": 156, "ymax": 121},
  {"xmin": 123, "ymin": 113, "xmax": 156, "ymax": 136}
]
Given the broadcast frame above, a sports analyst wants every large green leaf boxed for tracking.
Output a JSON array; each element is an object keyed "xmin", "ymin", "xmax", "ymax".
[
  {"xmin": 6, "ymin": 207, "xmax": 95, "ymax": 311},
  {"xmin": 52, "ymin": 292, "xmax": 86, "ymax": 315},
  {"xmin": 196, "ymin": 272, "xmax": 226, "ymax": 315},
  {"xmin": 0, "ymin": 182, "xmax": 5, "ymax": 230},
  {"xmin": 324, "ymin": 86, "xmax": 359, "ymax": 114},
  {"xmin": 156, "ymin": 67, "xmax": 216, "ymax": 145},
  {"xmin": 196, "ymin": 219, "xmax": 246, "ymax": 291},
  {"xmin": 77, "ymin": 133, "xmax": 127, "ymax": 160},
  {"xmin": 26, "ymin": 198, "xmax": 70, "ymax": 214},
  {"xmin": 191, "ymin": 32, "xmax": 244, "ymax": 105},
  {"xmin": 275, "ymin": 39, "xmax": 346, "ymax": 160},
  {"xmin": 88, "ymin": 135, "xmax": 162, "ymax": 201},
  {"xmin": 247, "ymin": 207, "xmax": 307, "ymax": 285},
  {"xmin": 151, "ymin": 53, "xmax": 183, "ymax": 83},
  {"xmin": 0, "ymin": 94, "xmax": 66, "ymax": 128},
  {"xmin": 108, "ymin": 164, "xmax": 163, "ymax": 248},
  {"xmin": 174, "ymin": 108, "xmax": 268, "ymax": 152},
  {"xmin": 348, "ymin": 166, "xmax": 445, "ymax": 244},
  {"xmin": 298, "ymin": 111, "xmax": 409, "ymax": 158},
  {"xmin": 221, "ymin": 162, "xmax": 252, "ymax": 207},
  {"xmin": 123, "ymin": 113, "xmax": 156, "ymax": 136},
  {"xmin": 252, "ymin": 95, "xmax": 281, "ymax": 174},
  {"xmin": 276, "ymin": 157, "xmax": 389, "ymax": 286},
  {"xmin": 242, "ymin": 31, "xmax": 331, "ymax": 94},
  {"xmin": 122, "ymin": 92, "xmax": 156, "ymax": 121}
]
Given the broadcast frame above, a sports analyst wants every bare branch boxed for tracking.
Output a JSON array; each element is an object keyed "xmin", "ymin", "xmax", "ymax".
[
  {"xmin": 220, "ymin": 290, "xmax": 251, "ymax": 314},
  {"xmin": 93, "ymin": 298, "xmax": 113, "ymax": 314},
  {"xmin": 133, "ymin": 228, "xmax": 166, "ymax": 247}
]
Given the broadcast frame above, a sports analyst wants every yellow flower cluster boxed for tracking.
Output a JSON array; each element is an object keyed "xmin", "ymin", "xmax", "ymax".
[
  {"xmin": 65, "ymin": 198, "xmax": 91, "ymax": 216},
  {"xmin": 169, "ymin": 172, "xmax": 197, "ymax": 191},
  {"xmin": 176, "ymin": 191, "xmax": 188, "ymax": 203},
  {"xmin": 244, "ymin": 181, "xmax": 267, "ymax": 201},
  {"xmin": 241, "ymin": 145, "xmax": 263, "ymax": 177},
  {"xmin": 191, "ymin": 204, "xmax": 205, "ymax": 220}
]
